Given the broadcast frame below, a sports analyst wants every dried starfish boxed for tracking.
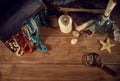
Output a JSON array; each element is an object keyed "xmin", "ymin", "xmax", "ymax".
[{"xmin": 99, "ymin": 38, "xmax": 115, "ymax": 54}]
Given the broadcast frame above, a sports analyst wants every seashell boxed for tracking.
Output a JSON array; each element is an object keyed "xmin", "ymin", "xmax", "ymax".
[
  {"xmin": 72, "ymin": 30, "xmax": 80, "ymax": 37},
  {"xmin": 71, "ymin": 38, "xmax": 78, "ymax": 45}
]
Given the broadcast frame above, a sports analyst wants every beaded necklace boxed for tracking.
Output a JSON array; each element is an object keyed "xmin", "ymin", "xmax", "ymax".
[{"xmin": 24, "ymin": 16, "xmax": 48, "ymax": 51}]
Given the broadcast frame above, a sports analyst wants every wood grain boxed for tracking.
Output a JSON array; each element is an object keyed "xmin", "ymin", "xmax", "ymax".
[
  {"xmin": 59, "ymin": 7, "xmax": 105, "ymax": 13},
  {"xmin": 0, "ymin": 64, "xmax": 120, "ymax": 81},
  {"xmin": 0, "ymin": 3, "xmax": 120, "ymax": 80},
  {"xmin": 0, "ymin": 27, "xmax": 120, "ymax": 81}
]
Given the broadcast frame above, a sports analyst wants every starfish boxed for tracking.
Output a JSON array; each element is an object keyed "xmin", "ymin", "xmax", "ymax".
[{"xmin": 99, "ymin": 38, "xmax": 115, "ymax": 54}]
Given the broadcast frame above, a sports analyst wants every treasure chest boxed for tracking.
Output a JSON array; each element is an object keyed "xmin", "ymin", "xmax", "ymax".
[{"xmin": 0, "ymin": 0, "xmax": 45, "ymax": 42}]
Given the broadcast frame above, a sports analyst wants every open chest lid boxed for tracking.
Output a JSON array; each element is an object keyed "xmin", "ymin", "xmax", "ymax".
[{"xmin": 0, "ymin": 0, "xmax": 45, "ymax": 42}]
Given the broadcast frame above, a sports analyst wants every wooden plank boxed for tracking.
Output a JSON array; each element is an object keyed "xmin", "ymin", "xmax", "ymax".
[
  {"xmin": 59, "ymin": 7, "xmax": 105, "ymax": 13},
  {"xmin": 0, "ymin": 37, "xmax": 120, "ymax": 64},
  {"xmin": 83, "ymin": 34, "xmax": 120, "ymax": 53},
  {"xmin": 0, "ymin": 64, "xmax": 120, "ymax": 81},
  {"xmin": 0, "ymin": 27, "xmax": 120, "ymax": 64}
]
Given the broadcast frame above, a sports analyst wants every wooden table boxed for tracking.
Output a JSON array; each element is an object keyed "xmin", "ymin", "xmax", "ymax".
[
  {"xmin": 0, "ymin": 3, "xmax": 120, "ymax": 81},
  {"xmin": 0, "ymin": 26, "xmax": 120, "ymax": 81}
]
